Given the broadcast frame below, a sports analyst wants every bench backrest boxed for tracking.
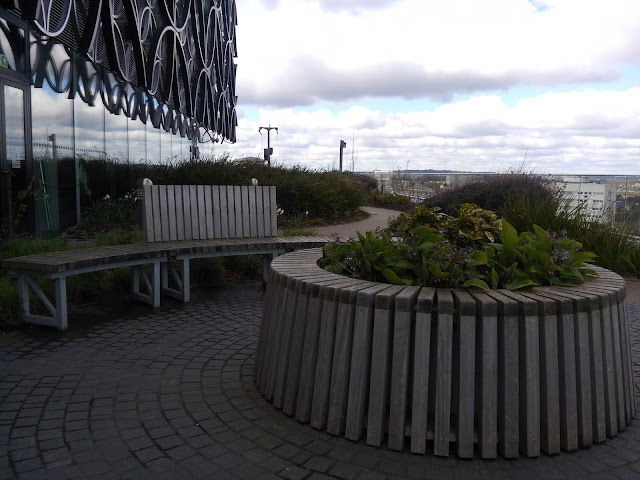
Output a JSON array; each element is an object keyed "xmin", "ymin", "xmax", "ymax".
[{"xmin": 141, "ymin": 184, "xmax": 278, "ymax": 242}]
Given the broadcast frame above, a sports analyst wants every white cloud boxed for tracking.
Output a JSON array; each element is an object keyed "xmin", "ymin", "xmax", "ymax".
[
  {"xmin": 222, "ymin": 88, "xmax": 640, "ymax": 174},
  {"xmin": 236, "ymin": 0, "xmax": 640, "ymax": 107},
  {"xmin": 228, "ymin": 0, "xmax": 640, "ymax": 174}
]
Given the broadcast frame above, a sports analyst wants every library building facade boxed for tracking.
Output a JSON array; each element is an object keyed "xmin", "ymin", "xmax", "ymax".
[{"xmin": 0, "ymin": 0, "xmax": 237, "ymax": 239}]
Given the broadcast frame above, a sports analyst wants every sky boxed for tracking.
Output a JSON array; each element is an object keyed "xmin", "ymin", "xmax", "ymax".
[{"xmin": 219, "ymin": 0, "xmax": 640, "ymax": 174}]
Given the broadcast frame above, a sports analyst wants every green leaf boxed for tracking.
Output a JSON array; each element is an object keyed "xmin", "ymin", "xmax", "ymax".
[
  {"xmin": 469, "ymin": 250, "xmax": 488, "ymax": 264},
  {"xmin": 501, "ymin": 219, "xmax": 519, "ymax": 249},
  {"xmin": 490, "ymin": 268, "xmax": 500, "ymax": 289},
  {"xmin": 382, "ymin": 268, "xmax": 411, "ymax": 285},
  {"xmin": 506, "ymin": 277, "xmax": 537, "ymax": 291},
  {"xmin": 462, "ymin": 278, "xmax": 490, "ymax": 291}
]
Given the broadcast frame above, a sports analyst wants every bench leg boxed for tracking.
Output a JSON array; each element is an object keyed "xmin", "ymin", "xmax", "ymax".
[
  {"xmin": 161, "ymin": 259, "xmax": 190, "ymax": 303},
  {"xmin": 17, "ymin": 274, "xmax": 68, "ymax": 330},
  {"xmin": 54, "ymin": 278, "xmax": 68, "ymax": 330},
  {"xmin": 131, "ymin": 261, "xmax": 161, "ymax": 308}
]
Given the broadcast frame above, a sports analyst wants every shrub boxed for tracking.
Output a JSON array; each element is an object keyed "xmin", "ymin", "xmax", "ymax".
[
  {"xmin": 422, "ymin": 172, "xmax": 640, "ymax": 277},
  {"xmin": 145, "ymin": 156, "xmax": 367, "ymax": 220},
  {"xmin": 319, "ymin": 205, "xmax": 597, "ymax": 290}
]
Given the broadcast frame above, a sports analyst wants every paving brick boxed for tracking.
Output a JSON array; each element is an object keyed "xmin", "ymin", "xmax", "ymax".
[{"xmin": 1, "ymin": 283, "xmax": 639, "ymax": 479}]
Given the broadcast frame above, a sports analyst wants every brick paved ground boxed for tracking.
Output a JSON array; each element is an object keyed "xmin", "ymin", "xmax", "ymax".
[{"xmin": 2, "ymin": 283, "xmax": 640, "ymax": 479}]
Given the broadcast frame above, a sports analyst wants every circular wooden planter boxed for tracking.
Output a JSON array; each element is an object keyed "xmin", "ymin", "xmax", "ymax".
[{"xmin": 254, "ymin": 248, "xmax": 635, "ymax": 458}]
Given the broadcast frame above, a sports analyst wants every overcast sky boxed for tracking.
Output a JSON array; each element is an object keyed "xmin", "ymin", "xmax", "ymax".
[{"xmin": 220, "ymin": 0, "xmax": 640, "ymax": 174}]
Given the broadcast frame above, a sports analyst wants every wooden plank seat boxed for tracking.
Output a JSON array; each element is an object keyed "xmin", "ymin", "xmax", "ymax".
[{"xmin": 2, "ymin": 182, "xmax": 331, "ymax": 330}]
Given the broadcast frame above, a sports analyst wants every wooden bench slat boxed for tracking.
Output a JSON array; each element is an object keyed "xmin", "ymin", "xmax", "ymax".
[
  {"xmin": 249, "ymin": 187, "xmax": 258, "ymax": 237},
  {"xmin": 159, "ymin": 185, "xmax": 170, "ymax": 241},
  {"xmin": 143, "ymin": 184, "xmax": 155, "ymax": 242},
  {"xmin": 182, "ymin": 185, "xmax": 193, "ymax": 240},
  {"xmin": 190, "ymin": 185, "xmax": 199, "ymax": 240},
  {"xmin": 256, "ymin": 187, "xmax": 265, "ymax": 237},
  {"xmin": 226, "ymin": 186, "xmax": 236, "ymax": 237},
  {"xmin": 234, "ymin": 186, "xmax": 244, "ymax": 237},
  {"xmin": 167, "ymin": 185, "xmax": 178, "ymax": 241},
  {"xmin": 197, "ymin": 185, "xmax": 207, "ymax": 240},
  {"xmin": 175, "ymin": 185, "xmax": 185, "ymax": 241},
  {"xmin": 152, "ymin": 185, "xmax": 162, "ymax": 242},
  {"xmin": 269, "ymin": 186, "xmax": 277, "ymax": 235}
]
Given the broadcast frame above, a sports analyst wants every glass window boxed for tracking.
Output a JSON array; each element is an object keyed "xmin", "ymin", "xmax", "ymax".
[
  {"xmin": 31, "ymin": 85, "xmax": 74, "ymax": 235},
  {"xmin": 147, "ymin": 124, "xmax": 160, "ymax": 163},
  {"xmin": 74, "ymin": 98, "xmax": 107, "ymax": 222}
]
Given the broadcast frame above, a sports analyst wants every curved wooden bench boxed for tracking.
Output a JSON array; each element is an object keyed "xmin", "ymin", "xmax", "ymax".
[
  {"xmin": 2, "ymin": 181, "xmax": 331, "ymax": 330},
  {"xmin": 255, "ymin": 248, "xmax": 635, "ymax": 458}
]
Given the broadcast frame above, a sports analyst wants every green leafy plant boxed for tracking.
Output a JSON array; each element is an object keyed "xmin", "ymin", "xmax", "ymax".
[{"xmin": 320, "ymin": 206, "xmax": 597, "ymax": 291}]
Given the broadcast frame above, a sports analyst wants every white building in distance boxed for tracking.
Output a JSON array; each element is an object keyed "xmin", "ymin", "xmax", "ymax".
[{"xmin": 556, "ymin": 177, "xmax": 616, "ymax": 223}]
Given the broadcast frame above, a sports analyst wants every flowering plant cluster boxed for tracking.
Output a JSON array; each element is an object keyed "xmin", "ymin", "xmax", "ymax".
[
  {"xmin": 319, "ymin": 204, "xmax": 597, "ymax": 291},
  {"xmin": 89, "ymin": 190, "xmax": 138, "ymax": 224}
]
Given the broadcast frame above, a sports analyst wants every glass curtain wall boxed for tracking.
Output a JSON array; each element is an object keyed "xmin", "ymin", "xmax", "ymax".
[{"xmin": 26, "ymin": 47, "xmax": 212, "ymax": 236}]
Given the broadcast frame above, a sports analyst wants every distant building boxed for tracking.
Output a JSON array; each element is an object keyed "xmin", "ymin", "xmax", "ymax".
[{"xmin": 556, "ymin": 178, "xmax": 616, "ymax": 223}]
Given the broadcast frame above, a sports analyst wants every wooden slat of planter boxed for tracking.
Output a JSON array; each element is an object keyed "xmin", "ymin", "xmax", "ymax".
[
  {"xmin": 558, "ymin": 285, "xmax": 607, "ymax": 443},
  {"xmin": 256, "ymin": 268, "xmax": 283, "ymax": 384},
  {"xmin": 500, "ymin": 290, "xmax": 540, "ymax": 458},
  {"xmin": 311, "ymin": 282, "xmax": 370, "ymax": 430},
  {"xmin": 469, "ymin": 291, "xmax": 499, "ymax": 459},
  {"xmin": 257, "ymin": 270, "xmax": 283, "ymax": 391},
  {"xmin": 386, "ymin": 286, "xmax": 421, "ymax": 451},
  {"xmin": 535, "ymin": 290, "xmax": 578, "ymax": 451},
  {"xmin": 295, "ymin": 277, "xmax": 364, "ymax": 423},
  {"xmin": 519, "ymin": 291, "xmax": 561, "ymax": 455},
  {"xmin": 620, "ymin": 298, "xmax": 635, "ymax": 420},
  {"xmin": 261, "ymin": 273, "xmax": 290, "ymax": 396},
  {"xmin": 592, "ymin": 283, "xmax": 628, "ymax": 428},
  {"xmin": 273, "ymin": 276, "xmax": 314, "ymax": 408},
  {"xmin": 265, "ymin": 274, "xmax": 301, "ymax": 400},
  {"xmin": 610, "ymin": 298, "xmax": 627, "ymax": 431},
  {"xmin": 580, "ymin": 284, "xmax": 626, "ymax": 430},
  {"xmin": 255, "ymin": 269, "xmax": 279, "ymax": 383},
  {"xmin": 284, "ymin": 275, "xmax": 359, "ymax": 416},
  {"xmin": 452, "ymin": 290, "xmax": 477, "ymax": 459},
  {"xmin": 334, "ymin": 283, "xmax": 391, "ymax": 438},
  {"xmin": 283, "ymin": 277, "xmax": 319, "ymax": 415},
  {"xmin": 433, "ymin": 289, "xmax": 454, "ymax": 457},
  {"xmin": 577, "ymin": 285, "xmax": 618, "ymax": 436},
  {"xmin": 539, "ymin": 288, "xmax": 594, "ymax": 448},
  {"xmin": 485, "ymin": 291, "xmax": 520, "ymax": 459},
  {"xmin": 270, "ymin": 269, "xmax": 330, "ymax": 404},
  {"xmin": 364, "ymin": 284, "xmax": 407, "ymax": 447},
  {"xmin": 410, "ymin": 288, "xmax": 436, "ymax": 455}
]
